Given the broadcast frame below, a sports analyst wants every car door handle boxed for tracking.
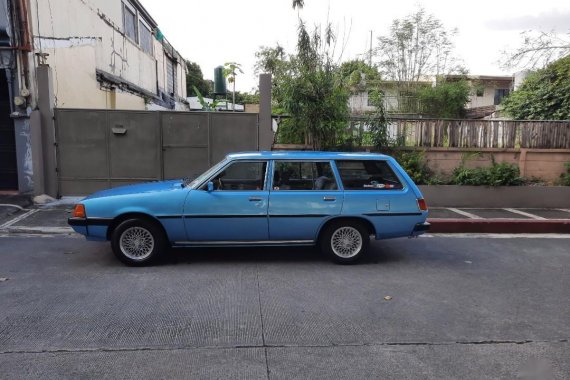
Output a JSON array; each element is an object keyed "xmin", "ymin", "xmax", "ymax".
[
  {"xmin": 249, "ymin": 197, "xmax": 263, "ymax": 202},
  {"xmin": 323, "ymin": 196, "xmax": 336, "ymax": 201}
]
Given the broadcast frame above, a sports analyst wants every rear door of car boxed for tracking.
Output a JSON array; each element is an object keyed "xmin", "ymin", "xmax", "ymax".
[
  {"xmin": 268, "ymin": 160, "xmax": 343, "ymax": 241},
  {"xmin": 336, "ymin": 159, "xmax": 421, "ymax": 238}
]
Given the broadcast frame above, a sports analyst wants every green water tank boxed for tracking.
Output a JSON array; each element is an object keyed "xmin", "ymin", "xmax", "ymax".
[{"xmin": 214, "ymin": 66, "xmax": 227, "ymax": 95}]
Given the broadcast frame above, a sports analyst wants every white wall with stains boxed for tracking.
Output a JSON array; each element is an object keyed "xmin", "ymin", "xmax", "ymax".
[{"xmin": 27, "ymin": 0, "xmax": 187, "ymax": 110}]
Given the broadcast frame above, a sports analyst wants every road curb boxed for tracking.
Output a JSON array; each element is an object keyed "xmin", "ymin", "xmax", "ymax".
[{"xmin": 428, "ymin": 218, "xmax": 570, "ymax": 234}]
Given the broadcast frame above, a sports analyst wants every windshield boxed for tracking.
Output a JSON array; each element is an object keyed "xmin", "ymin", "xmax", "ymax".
[{"xmin": 185, "ymin": 158, "xmax": 228, "ymax": 189}]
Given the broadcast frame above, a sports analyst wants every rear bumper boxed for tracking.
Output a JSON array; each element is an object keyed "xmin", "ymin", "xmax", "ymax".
[{"xmin": 411, "ymin": 222, "xmax": 430, "ymax": 236}]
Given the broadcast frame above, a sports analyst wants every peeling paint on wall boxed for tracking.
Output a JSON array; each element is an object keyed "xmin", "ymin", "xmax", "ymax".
[{"xmin": 33, "ymin": 36, "xmax": 101, "ymax": 49}]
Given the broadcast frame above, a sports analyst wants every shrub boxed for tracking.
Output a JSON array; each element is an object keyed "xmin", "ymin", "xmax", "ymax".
[
  {"xmin": 452, "ymin": 162, "xmax": 523, "ymax": 186},
  {"xmin": 418, "ymin": 79, "xmax": 470, "ymax": 118},
  {"xmin": 394, "ymin": 150, "xmax": 432, "ymax": 185}
]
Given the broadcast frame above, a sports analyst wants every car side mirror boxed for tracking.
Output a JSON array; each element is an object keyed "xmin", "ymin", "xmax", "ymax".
[{"xmin": 207, "ymin": 181, "xmax": 214, "ymax": 192}]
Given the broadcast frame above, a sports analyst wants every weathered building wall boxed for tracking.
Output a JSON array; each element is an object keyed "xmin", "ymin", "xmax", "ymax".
[{"xmin": 28, "ymin": 0, "xmax": 186, "ymax": 111}]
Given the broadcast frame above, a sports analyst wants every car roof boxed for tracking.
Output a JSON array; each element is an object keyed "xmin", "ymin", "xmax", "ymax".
[{"xmin": 226, "ymin": 151, "xmax": 392, "ymax": 160}]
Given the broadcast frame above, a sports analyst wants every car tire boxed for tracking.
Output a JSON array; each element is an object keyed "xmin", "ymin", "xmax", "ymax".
[
  {"xmin": 319, "ymin": 220, "xmax": 370, "ymax": 264},
  {"xmin": 111, "ymin": 218, "xmax": 166, "ymax": 266}
]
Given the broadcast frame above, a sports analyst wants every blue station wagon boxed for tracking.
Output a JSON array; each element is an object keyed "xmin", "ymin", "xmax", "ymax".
[{"xmin": 68, "ymin": 151, "xmax": 429, "ymax": 265}]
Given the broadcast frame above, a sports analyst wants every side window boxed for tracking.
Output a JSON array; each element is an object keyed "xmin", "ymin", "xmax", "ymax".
[
  {"xmin": 204, "ymin": 161, "xmax": 267, "ymax": 191},
  {"xmin": 166, "ymin": 57, "xmax": 177, "ymax": 96},
  {"xmin": 122, "ymin": 2, "xmax": 137, "ymax": 42},
  {"xmin": 139, "ymin": 20, "xmax": 153, "ymax": 55},
  {"xmin": 273, "ymin": 161, "xmax": 338, "ymax": 191},
  {"xmin": 336, "ymin": 160, "xmax": 403, "ymax": 190}
]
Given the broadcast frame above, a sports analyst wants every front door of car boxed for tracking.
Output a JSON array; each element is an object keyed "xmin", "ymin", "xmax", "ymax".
[
  {"xmin": 184, "ymin": 160, "xmax": 269, "ymax": 241},
  {"xmin": 268, "ymin": 160, "xmax": 343, "ymax": 241}
]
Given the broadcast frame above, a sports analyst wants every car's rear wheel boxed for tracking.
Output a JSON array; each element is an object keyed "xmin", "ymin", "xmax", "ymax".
[
  {"xmin": 319, "ymin": 220, "xmax": 370, "ymax": 264},
  {"xmin": 111, "ymin": 218, "xmax": 166, "ymax": 266}
]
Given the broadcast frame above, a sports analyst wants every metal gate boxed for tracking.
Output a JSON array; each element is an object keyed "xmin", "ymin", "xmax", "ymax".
[
  {"xmin": 0, "ymin": 74, "xmax": 18, "ymax": 190},
  {"xmin": 54, "ymin": 109, "xmax": 262, "ymax": 196}
]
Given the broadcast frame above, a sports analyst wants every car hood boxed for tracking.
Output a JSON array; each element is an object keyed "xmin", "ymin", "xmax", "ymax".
[{"xmin": 84, "ymin": 180, "xmax": 184, "ymax": 200}]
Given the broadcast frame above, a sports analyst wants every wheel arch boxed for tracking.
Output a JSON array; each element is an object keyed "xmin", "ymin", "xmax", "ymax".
[
  {"xmin": 106, "ymin": 212, "xmax": 168, "ymax": 241},
  {"xmin": 317, "ymin": 216, "xmax": 376, "ymax": 241}
]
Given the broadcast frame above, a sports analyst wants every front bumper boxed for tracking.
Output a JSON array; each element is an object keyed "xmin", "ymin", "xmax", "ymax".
[{"xmin": 68, "ymin": 217, "xmax": 111, "ymax": 240}]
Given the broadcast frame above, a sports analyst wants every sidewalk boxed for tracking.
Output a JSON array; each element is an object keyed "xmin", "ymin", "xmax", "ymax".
[
  {"xmin": 428, "ymin": 207, "xmax": 570, "ymax": 233},
  {"xmin": 1, "ymin": 195, "xmax": 570, "ymax": 235}
]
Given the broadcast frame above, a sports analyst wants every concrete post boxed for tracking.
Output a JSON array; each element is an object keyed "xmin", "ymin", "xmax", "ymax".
[
  {"xmin": 30, "ymin": 110, "xmax": 44, "ymax": 194},
  {"xmin": 36, "ymin": 65, "xmax": 58, "ymax": 197},
  {"xmin": 258, "ymin": 73, "xmax": 273, "ymax": 151}
]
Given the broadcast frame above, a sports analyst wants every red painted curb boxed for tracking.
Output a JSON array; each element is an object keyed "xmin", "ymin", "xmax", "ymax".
[{"xmin": 427, "ymin": 218, "xmax": 570, "ymax": 234}]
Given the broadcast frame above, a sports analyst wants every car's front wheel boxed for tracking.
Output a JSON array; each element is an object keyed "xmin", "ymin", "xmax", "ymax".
[
  {"xmin": 319, "ymin": 220, "xmax": 370, "ymax": 264},
  {"xmin": 111, "ymin": 219, "xmax": 166, "ymax": 266}
]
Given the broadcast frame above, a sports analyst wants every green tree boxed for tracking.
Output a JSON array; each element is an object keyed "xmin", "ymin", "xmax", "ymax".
[
  {"xmin": 232, "ymin": 91, "xmax": 260, "ymax": 105},
  {"xmin": 278, "ymin": 21, "xmax": 350, "ymax": 149},
  {"xmin": 339, "ymin": 60, "xmax": 381, "ymax": 93},
  {"xmin": 501, "ymin": 30, "xmax": 570, "ymax": 70},
  {"xmin": 366, "ymin": 89, "xmax": 390, "ymax": 148},
  {"xmin": 292, "ymin": 0, "xmax": 304, "ymax": 9},
  {"xmin": 418, "ymin": 78, "xmax": 470, "ymax": 118},
  {"xmin": 501, "ymin": 55, "xmax": 570, "ymax": 120},
  {"xmin": 254, "ymin": 45, "xmax": 287, "ymax": 76},
  {"xmin": 375, "ymin": 7, "xmax": 465, "ymax": 86},
  {"xmin": 254, "ymin": 45, "xmax": 290, "ymax": 107},
  {"xmin": 223, "ymin": 62, "xmax": 244, "ymax": 111},
  {"xmin": 193, "ymin": 85, "xmax": 220, "ymax": 111},
  {"xmin": 186, "ymin": 61, "xmax": 211, "ymax": 97}
]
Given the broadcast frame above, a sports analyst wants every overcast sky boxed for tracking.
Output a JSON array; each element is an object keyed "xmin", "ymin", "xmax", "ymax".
[{"xmin": 139, "ymin": 0, "xmax": 570, "ymax": 92}]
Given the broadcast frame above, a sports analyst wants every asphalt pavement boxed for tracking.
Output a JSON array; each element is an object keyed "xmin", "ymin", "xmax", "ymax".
[{"xmin": 0, "ymin": 234, "xmax": 569, "ymax": 379}]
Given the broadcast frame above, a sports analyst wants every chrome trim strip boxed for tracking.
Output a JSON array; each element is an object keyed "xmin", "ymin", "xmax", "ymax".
[
  {"xmin": 363, "ymin": 212, "xmax": 422, "ymax": 216},
  {"xmin": 173, "ymin": 240, "xmax": 315, "ymax": 246}
]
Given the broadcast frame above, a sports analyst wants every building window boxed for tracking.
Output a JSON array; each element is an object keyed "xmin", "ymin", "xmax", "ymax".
[
  {"xmin": 166, "ymin": 57, "xmax": 177, "ymax": 95},
  {"xmin": 494, "ymin": 89, "xmax": 510, "ymax": 105},
  {"xmin": 122, "ymin": 2, "xmax": 137, "ymax": 42},
  {"xmin": 139, "ymin": 20, "xmax": 153, "ymax": 55}
]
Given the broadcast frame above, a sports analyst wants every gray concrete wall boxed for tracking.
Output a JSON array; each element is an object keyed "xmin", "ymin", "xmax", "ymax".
[
  {"xmin": 55, "ymin": 109, "xmax": 269, "ymax": 196},
  {"xmin": 37, "ymin": 65, "xmax": 57, "ymax": 197},
  {"xmin": 420, "ymin": 185, "xmax": 570, "ymax": 208},
  {"xmin": 258, "ymin": 74, "xmax": 273, "ymax": 150}
]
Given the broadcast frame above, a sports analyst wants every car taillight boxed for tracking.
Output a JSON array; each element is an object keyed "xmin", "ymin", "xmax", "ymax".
[
  {"xmin": 73, "ymin": 204, "xmax": 86, "ymax": 218},
  {"xmin": 417, "ymin": 198, "xmax": 428, "ymax": 211}
]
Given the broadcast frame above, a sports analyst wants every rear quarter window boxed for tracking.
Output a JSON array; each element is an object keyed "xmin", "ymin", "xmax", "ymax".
[{"xmin": 336, "ymin": 160, "xmax": 403, "ymax": 190}]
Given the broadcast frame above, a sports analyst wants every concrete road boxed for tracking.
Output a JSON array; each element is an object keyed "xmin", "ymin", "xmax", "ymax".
[{"xmin": 0, "ymin": 235, "xmax": 569, "ymax": 379}]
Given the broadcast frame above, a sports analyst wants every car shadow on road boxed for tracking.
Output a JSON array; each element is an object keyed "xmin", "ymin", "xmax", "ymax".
[{"xmin": 163, "ymin": 243, "xmax": 404, "ymax": 266}]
